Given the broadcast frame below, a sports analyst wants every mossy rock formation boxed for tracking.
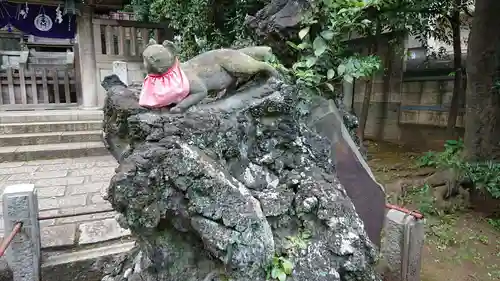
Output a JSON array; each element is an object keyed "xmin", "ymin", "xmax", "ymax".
[{"xmin": 100, "ymin": 75, "xmax": 384, "ymax": 281}]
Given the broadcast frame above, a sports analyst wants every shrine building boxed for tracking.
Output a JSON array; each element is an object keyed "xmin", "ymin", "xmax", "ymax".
[{"xmin": 0, "ymin": 0, "xmax": 170, "ymax": 110}]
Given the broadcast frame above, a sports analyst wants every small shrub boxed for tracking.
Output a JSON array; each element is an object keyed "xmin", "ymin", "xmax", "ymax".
[
  {"xmin": 267, "ymin": 256, "xmax": 294, "ymax": 281},
  {"xmin": 417, "ymin": 139, "xmax": 464, "ymax": 169},
  {"xmin": 417, "ymin": 151, "xmax": 438, "ymax": 167},
  {"xmin": 464, "ymin": 161, "xmax": 500, "ymax": 199},
  {"xmin": 487, "ymin": 218, "xmax": 500, "ymax": 231}
]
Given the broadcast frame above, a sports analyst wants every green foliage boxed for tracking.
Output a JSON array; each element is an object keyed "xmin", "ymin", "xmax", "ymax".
[
  {"xmin": 284, "ymin": 0, "xmax": 475, "ymax": 98},
  {"xmin": 267, "ymin": 256, "xmax": 294, "ymax": 281},
  {"xmin": 464, "ymin": 162, "xmax": 500, "ymax": 199},
  {"xmin": 417, "ymin": 151, "xmax": 438, "ymax": 167},
  {"xmin": 289, "ymin": 0, "xmax": 383, "ymax": 97},
  {"xmin": 417, "ymin": 139, "xmax": 500, "ymax": 199},
  {"xmin": 487, "ymin": 218, "xmax": 500, "ymax": 231},
  {"xmin": 264, "ymin": 54, "xmax": 294, "ymax": 83},
  {"xmin": 130, "ymin": 0, "xmax": 266, "ymax": 59},
  {"xmin": 373, "ymin": 0, "xmax": 474, "ymax": 55},
  {"xmin": 284, "ymin": 230, "xmax": 312, "ymax": 254},
  {"xmin": 417, "ymin": 139, "xmax": 464, "ymax": 169},
  {"xmin": 265, "ymin": 229, "xmax": 312, "ymax": 280}
]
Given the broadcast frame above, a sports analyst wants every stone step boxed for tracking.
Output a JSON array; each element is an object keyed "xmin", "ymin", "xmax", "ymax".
[
  {"xmin": 0, "ymin": 110, "xmax": 103, "ymax": 123},
  {"xmin": 0, "ymin": 120, "xmax": 102, "ymax": 134},
  {"xmin": 0, "ymin": 130, "xmax": 102, "ymax": 146},
  {"xmin": 0, "ymin": 142, "xmax": 108, "ymax": 162}
]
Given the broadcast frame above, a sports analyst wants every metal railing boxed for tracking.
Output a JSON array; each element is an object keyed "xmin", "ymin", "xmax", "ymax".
[
  {"xmin": 0, "ymin": 222, "xmax": 23, "ymax": 257},
  {"xmin": 386, "ymin": 203, "xmax": 424, "ymax": 220},
  {"xmin": 0, "ymin": 207, "xmax": 115, "ymax": 258}
]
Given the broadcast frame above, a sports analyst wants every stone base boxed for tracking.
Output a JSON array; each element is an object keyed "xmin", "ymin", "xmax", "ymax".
[
  {"xmin": 0, "ymin": 241, "xmax": 135, "ymax": 281},
  {"xmin": 381, "ymin": 209, "xmax": 425, "ymax": 281}
]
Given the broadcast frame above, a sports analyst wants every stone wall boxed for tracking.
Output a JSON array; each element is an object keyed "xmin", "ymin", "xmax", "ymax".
[{"xmin": 351, "ymin": 37, "xmax": 465, "ymax": 151}]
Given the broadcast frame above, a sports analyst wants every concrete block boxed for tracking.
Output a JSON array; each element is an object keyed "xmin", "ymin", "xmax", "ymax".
[
  {"xmin": 35, "ymin": 186, "xmax": 66, "ymax": 198},
  {"xmin": 2, "ymin": 184, "xmax": 41, "ymax": 281},
  {"xmin": 38, "ymin": 195, "xmax": 87, "ymax": 211},
  {"xmin": 417, "ymin": 111, "xmax": 446, "ymax": 127},
  {"xmin": 382, "ymin": 209, "xmax": 425, "ymax": 281},
  {"xmin": 402, "ymin": 81, "xmax": 423, "ymax": 94},
  {"xmin": 41, "ymin": 225, "xmax": 77, "ymax": 248},
  {"xmin": 399, "ymin": 110, "xmax": 419, "ymax": 124},
  {"xmin": 40, "ymin": 241, "xmax": 135, "ymax": 281},
  {"xmin": 35, "ymin": 176, "xmax": 85, "ymax": 187},
  {"xmin": 78, "ymin": 219, "xmax": 131, "ymax": 245},
  {"xmin": 66, "ymin": 182, "xmax": 107, "ymax": 195},
  {"xmin": 419, "ymin": 91, "xmax": 439, "ymax": 105}
]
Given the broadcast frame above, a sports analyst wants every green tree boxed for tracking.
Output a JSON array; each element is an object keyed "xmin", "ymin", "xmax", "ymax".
[
  {"xmin": 288, "ymin": 0, "xmax": 384, "ymax": 97},
  {"xmin": 129, "ymin": 0, "xmax": 266, "ymax": 59},
  {"xmin": 289, "ymin": 0, "xmax": 473, "ymax": 140},
  {"xmin": 361, "ymin": 0, "xmax": 473, "ymax": 139},
  {"xmin": 387, "ymin": 0, "xmax": 473, "ymax": 134}
]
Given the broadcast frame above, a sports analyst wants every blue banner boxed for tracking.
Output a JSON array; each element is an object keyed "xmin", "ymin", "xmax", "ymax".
[{"xmin": 0, "ymin": 1, "xmax": 76, "ymax": 39}]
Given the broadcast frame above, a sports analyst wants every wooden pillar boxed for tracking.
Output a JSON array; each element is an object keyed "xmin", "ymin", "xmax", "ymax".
[{"xmin": 76, "ymin": 6, "xmax": 98, "ymax": 109}]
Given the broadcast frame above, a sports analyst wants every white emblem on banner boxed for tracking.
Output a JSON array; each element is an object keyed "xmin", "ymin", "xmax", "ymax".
[{"xmin": 34, "ymin": 14, "xmax": 53, "ymax": 31}]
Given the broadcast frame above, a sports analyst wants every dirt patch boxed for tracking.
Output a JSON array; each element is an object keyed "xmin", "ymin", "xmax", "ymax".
[{"xmin": 366, "ymin": 140, "xmax": 500, "ymax": 281}]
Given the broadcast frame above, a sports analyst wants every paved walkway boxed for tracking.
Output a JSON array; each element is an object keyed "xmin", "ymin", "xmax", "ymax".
[{"xmin": 0, "ymin": 155, "xmax": 130, "ymax": 248}]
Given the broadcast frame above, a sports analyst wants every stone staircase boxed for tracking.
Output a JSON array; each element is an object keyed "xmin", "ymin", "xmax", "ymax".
[{"xmin": 0, "ymin": 110, "xmax": 108, "ymax": 162}]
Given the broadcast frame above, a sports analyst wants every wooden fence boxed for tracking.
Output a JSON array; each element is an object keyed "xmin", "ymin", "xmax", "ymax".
[
  {"xmin": 92, "ymin": 18, "xmax": 171, "ymax": 106},
  {"xmin": 93, "ymin": 18, "xmax": 170, "ymax": 62},
  {"xmin": 0, "ymin": 66, "xmax": 77, "ymax": 110}
]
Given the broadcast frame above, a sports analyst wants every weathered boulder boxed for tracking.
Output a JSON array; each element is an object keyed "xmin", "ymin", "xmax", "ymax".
[
  {"xmin": 100, "ymin": 75, "xmax": 384, "ymax": 281},
  {"xmin": 245, "ymin": 0, "xmax": 310, "ymax": 65}
]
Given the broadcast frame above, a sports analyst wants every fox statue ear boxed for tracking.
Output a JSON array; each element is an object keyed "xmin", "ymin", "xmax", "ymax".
[
  {"xmin": 162, "ymin": 40, "xmax": 178, "ymax": 55},
  {"xmin": 147, "ymin": 39, "xmax": 157, "ymax": 47}
]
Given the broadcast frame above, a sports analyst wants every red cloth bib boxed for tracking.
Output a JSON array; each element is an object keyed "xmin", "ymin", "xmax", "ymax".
[{"xmin": 139, "ymin": 60, "xmax": 190, "ymax": 108}]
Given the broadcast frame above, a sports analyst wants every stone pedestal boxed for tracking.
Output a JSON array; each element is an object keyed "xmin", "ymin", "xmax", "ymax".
[
  {"xmin": 382, "ymin": 209, "xmax": 425, "ymax": 281},
  {"xmin": 2, "ymin": 184, "xmax": 41, "ymax": 281}
]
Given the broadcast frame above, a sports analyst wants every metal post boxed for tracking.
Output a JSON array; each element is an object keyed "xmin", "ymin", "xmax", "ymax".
[{"xmin": 2, "ymin": 184, "xmax": 41, "ymax": 281}]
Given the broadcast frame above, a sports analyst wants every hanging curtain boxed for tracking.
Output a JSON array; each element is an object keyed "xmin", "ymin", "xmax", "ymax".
[
  {"xmin": 0, "ymin": 3, "xmax": 9, "ymax": 29},
  {"xmin": 0, "ymin": 1, "xmax": 77, "ymax": 39}
]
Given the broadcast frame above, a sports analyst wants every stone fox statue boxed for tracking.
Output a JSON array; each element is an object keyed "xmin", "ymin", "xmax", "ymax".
[{"xmin": 141, "ymin": 39, "xmax": 280, "ymax": 113}]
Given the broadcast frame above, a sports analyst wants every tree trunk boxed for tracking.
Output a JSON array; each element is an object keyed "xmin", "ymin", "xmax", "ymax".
[
  {"xmin": 359, "ymin": 72, "xmax": 374, "ymax": 142},
  {"xmin": 446, "ymin": 0, "xmax": 464, "ymax": 134},
  {"xmin": 358, "ymin": 21, "xmax": 381, "ymax": 142},
  {"xmin": 464, "ymin": 0, "xmax": 500, "ymax": 161}
]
